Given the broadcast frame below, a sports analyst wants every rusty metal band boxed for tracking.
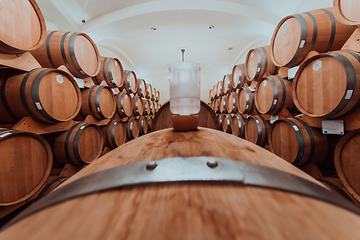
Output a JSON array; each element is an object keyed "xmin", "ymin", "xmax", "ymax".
[{"xmin": 2, "ymin": 156, "xmax": 360, "ymax": 231}]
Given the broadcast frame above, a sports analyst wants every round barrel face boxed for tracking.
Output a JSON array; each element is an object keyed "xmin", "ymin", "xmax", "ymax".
[
  {"xmin": 0, "ymin": 133, "xmax": 50, "ymax": 205},
  {"xmin": 340, "ymin": 0, "xmax": 360, "ymax": 23},
  {"xmin": 74, "ymin": 35, "xmax": 99, "ymax": 76},
  {"xmin": 129, "ymin": 72, "xmax": 137, "ymax": 93},
  {"xmin": 246, "ymin": 50, "xmax": 259, "ymax": 80},
  {"xmin": 216, "ymin": 81, "xmax": 222, "ymax": 97},
  {"xmin": 138, "ymin": 79, "xmax": 146, "ymax": 97},
  {"xmin": 256, "ymin": 79, "xmax": 275, "ymax": 114},
  {"xmin": 272, "ymin": 17, "xmax": 301, "ymax": 66},
  {"xmin": 127, "ymin": 119, "xmax": 139, "ymax": 139},
  {"xmin": 112, "ymin": 122, "xmax": 126, "ymax": 147},
  {"xmin": 295, "ymin": 56, "xmax": 347, "ymax": 116},
  {"xmin": 0, "ymin": 0, "xmax": 43, "ymax": 51},
  {"xmin": 78, "ymin": 125, "xmax": 102, "ymax": 163},
  {"xmin": 245, "ymin": 118, "xmax": 259, "ymax": 144},
  {"xmin": 39, "ymin": 71, "xmax": 80, "ymax": 121},
  {"xmin": 270, "ymin": 121, "xmax": 299, "ymax": 163},
  {"xmin": 232, "ymin": 116, "xmax": 240, "ymax": 136},
  {"xmin": 110, "ymin": 59, "xmax": 123, "ymax": 87},
  {"xmin": 98, "ymin": 88, "xmax": 115, "ymax": 118}
]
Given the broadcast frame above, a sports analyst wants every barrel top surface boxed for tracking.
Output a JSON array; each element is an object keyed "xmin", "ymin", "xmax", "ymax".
[
  {"xmin": 117, "ymin": 91, "xmax": 132, "ymax": 117},
  {"xmin": 74, "ymin": 34, "xmax": 99, "ymax": 76},
  {"xmin": 78, "ymin": 124, "xmax": 103, "ymax": 163},
  {"xmin": 246, "ymin": 49, "xmax": 260, "ymax": 80},
  {"xmin": 238, "ymin": 86, "xmax": 253, "ymax": 113},
  {"xmin": 245, "ymin": 117, "xmax": 258, "ymax": 144},
  {"xmin": 113, "ymin": 121, "xmax": 126, "ymax": 146},
  {"xmin": 98, "ymin": 87, "xmax": 115, "ymax": 118},
  {"xmin": 294, "ymin": 55, "xmax": 347, "ymax": 116},
  {"xmin": 256, "ymin": 78, "xmax": 275, "ymax": 113},
  {"xmin": 335, "ymin": 0, "xmax": 360, "ymax": 24},
  {"xmin": 0, "ymin": 0, "xmax": 45, "ymax": 51},
  {"xmin": 109, "ymin": 58, "xmax": 123, "ymax": 86}
]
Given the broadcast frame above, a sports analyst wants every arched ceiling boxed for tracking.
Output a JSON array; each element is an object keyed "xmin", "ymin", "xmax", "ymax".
[{"xmin": 35, "ymin": 0, "xmax": 333, "ymax": 103}]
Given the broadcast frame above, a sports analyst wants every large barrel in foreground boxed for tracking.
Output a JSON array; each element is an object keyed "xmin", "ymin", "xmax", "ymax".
[
  {"xmin": 333, "ymin": 0, "xmax": 360, "ymax": 26},
  {"xmin": 1, "ymin": 128, "xmax": 360, "ymax": 239}
]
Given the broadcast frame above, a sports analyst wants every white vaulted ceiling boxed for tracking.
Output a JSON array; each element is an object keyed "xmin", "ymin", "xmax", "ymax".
[{"xmin": 35, "ymin": 0, "xmax": 333, "ymax": 103}]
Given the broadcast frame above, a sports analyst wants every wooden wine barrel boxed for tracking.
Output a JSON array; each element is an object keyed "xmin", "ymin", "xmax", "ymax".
[
  {"xmin": 232, "ymin": 114, "xmax": 246, "ymax": 138},
  {"xmin": 0, "ymin": 0, "xmax": 46, "ymax": 54},
  {"xmin": 231, "ymin": 64, "xmax": 247, "ymax": 90},
  {"xmin": 255, "ymin": 75, "xmax": 294, "ymax": 115},
  {"xmin": 151, "ymin": 101, "xmax": 156, "ymax": 115},
  {"xmin": 101, "ymin": 119, "xmax": 126, "ymax": 150},
  {"xmin": 122, "ymin": 70, "xmax": 138, "ymax": 94},
  {"xmin": 3, "ymin": 128, "xmax": 360, "ymax": 240},
  {"xmin": 334, "ymin": 129, "xmax": 360, "ymax": 203},
  {"xmin": 270, "ymin": 8, "xmax": 356, "ymax": 68},
  {"xmin": 222, "ymin": 74, "xmax": 232, "ymax": 94},
  {"xmin": 209, "ymin": 89, "xmax": 213, "ymax": 102},
  {"xmin": 52, "ymin": 122, "xmax": 103, "ymax": 166},
  {"xmin": 245, "ymin": 115, "xmax": 270, "ymax": 147},
  {"xmin": 213, "ymin": 99, "xmax": 220, "ymax": 114},
  {"xmin": 115, "ymin": 91, "xmax": 133, "ymax": 118},
  {"xmin": 333, "ymin": 0, "xmax": 360, "ymax": 26},
  {"xmin": 125, "ymin": 118, "xmax": 139, "ymax": 140},
  {"xmin": 157, "ymin": 90, "xmax": 160, "ymax": 103},
  {"xmin": 0, "ymin": 68, "xmax": 81, "ymax": 124},
  {"xmin": 132, "ymin": 94, "xmax": 145, "ymax": 116},
  {"xmin": 152, "ymin": 87, "xmax": 156, "ymax": 101},
  {"xmin": 238, "ymin": 85, "xmax": 256, "ymax": 114},
  {"xmin": 218, "ymin": 114, "xmax": 223, "ymax": 131},
  {"xmin": 146, "ymin": 83, "xmax": 153, "ymax": 100},
  {"xmin": 92, "ymin": 57, "xmax": 124, "ymax": 88},
  {"xmin": 37, "ymin": 175, "xmax": 68, "ymax": 198},
  {"xmin": 269, "ymin": 117, "xmax": 328, "ymax": 166},
  {"xmin": 212, "ymin": 86, "xmax": 217, "ymax": 99},
  {"xmin": 219, "ymin": 96, "xmax": 227, "ymax": 114},
  {"xmin": 147, "ymin": 116, "xmax": 153, "ymax": 132},
  {"xmin": 152, "ymin": 101, "xmax": 219, "ymax": 131},
  {"xmin": 0, "ymin": 129, "xmax": 52, "ymax": 206},
  {"xmin": 226, "ymin": 92, "xmax": 238, "ymax": 114},
  {"xmin": 138, "ymin": 116, "xmax": 148, "ymax": 136},
  {"xmin": 222, "ymin": 114, "xmax": 232, "ymax": 133},
  {"xmin": 31, "ymin": 31, "xmax": 100, "ymax": 78},
  {"xmin": 154, "ymin": 89, "xmax": 159, "ymax": 102},
  {"xmin": 245, "ymin": 45, "xmax": 278, "ymax": 81},
  {"xmin": 78, "ymin": 85, "xmax": 115, "ymax": 120},
  {"xmin": 137, "ymin": 79, "xmax": 147, "ymax": 98},
  {"xmin": 293, "ymin": 50, "xmax": 360, "ymax": 119},
  {"xmin": 317, "ymin": 176, "xmax": 353, "ymax": 202},
  {"xmin": 216, "ymin": 81, "xmax": 223, "ymax": 98}
]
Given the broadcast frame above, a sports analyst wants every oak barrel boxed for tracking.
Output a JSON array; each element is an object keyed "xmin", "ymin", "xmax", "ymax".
[
  {"xmin": 222, "ymin": 114, "xmax": 232, "ymax": 133},
  {"xmin": 219, "ymin": 96, "xmax": 227, "ymax": 114},
  {"xmin": 216, "ymin": 81, "xmax": 223, "ymax": 98},
  {"xmin": 151, "ymin": 101, "xmax": 156, "ymax": 115},
  {"xmin": 125, "ymin": 118, "xmax": 139, "ymax": 140},
  {"xmin": 333, "ymin": 0, "xmax": 360, "ymax": 26},
  {"xmin": 217, "ymin": 114, "xmax": 223, "ymax": 131},
  {"xmin": 0, "ymin": 129, "xmax": 52, "ymax": 206},
  {"xmin": 293, "ymin": 50, "xmax": 360, "ymax": 119},
  {"xmin": 0, "ymin": 68, "xmax": 81, "ymax": 124},
  {"xmin": 245, "ymin": 115, "xmax": 270, "ymax": 147},
  {"xmin": 143, "ymin": 99, "xmax": 151, "ymax": 116},
  {"xmin": 269, "ymin": 117, "xmax": 328, "ymax": 166},
  {"xmin": 2, "ymin": 128, "xmax": 360, "ymax": 239},
  {"xmin": 238, "ymin": 85, "xmax": 256, "ymax": 114},
  {"xmin": 231, "ymin": 64, "xmax": 247, "ymax": 90},
  {"xmin": 115, "ymin": 91, "xmax": 133, "ymax": 118},
  {"xmin": 209, "ymin": 89, "xmax": 213, "ymax": 102},
  {"xmin": 92, "ymin": 57, "xmax": 124, "ymax": 88},
  {"xmin": 146, "ymin": 83, "xmax": 153, "ymax": 100},
  {"xmin": 255, "ymin": 75, "xmax": 294, "ymax": 115},
  {"xmin": 245, "ymin": 45, "xmax": 278, "ymax": 81},
  {"xmin": 132, "ymin": 94, "xmax": 145, "ymax": 117},
  {"xmin": 270, "ymin": 8, "xmax": 356, "ymax": 68},
  {"xmin": 122, "ymin": 70, "xmax": 138, "ymax": 94},
  {"xmin": 232, "ymin": 114, "xmax": 246, "ymax": 138},
  {"xmin": 101, "ymin": 119, "xmax": 126, "ymax": 150},
  {"xmin": 138, "ymin": 116, "xmax": 148, "ymax": 136},
  {"xmin": 77, "ymin": 85, "xmax": 115, "ymax": 120},
  {"xmin": 52, "ymin": 122, "xmax": 103, "ymax": 166},
  {"xmin": 222, "ymin": 74, "xmax": 232, "ymax": 95},
  {"xmin": 226, "ymin": 92, "xmax": 238, "ymax": 114},
  {"xmin": 137, "ymin": 79, "xmax": 147, "ymax": 98},
  {"xmin": 37, "ymin": 175, "xmax": 68, "ymax": 198},
  {"xmin": 31, "ymin": 31, "xmax": 100, "ymax": 78},
  {"xmin": 0, "ymin": 0, "xmax": 46, "ymax": 54},
  {"xmin": 147, "ymin": 116, "xmax": 153, "ymax": 132}
]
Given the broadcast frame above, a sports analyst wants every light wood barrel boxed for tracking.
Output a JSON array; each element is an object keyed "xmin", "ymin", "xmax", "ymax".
[
  {"xmin": 37, "ymin": 175, "xmax": 68, "ymax": 198},
  {"xmin": 151, "ymin": 101, "xmax": 156, "ymax": 115},
  {"xmin": 245, "ymin": 45, "xmax": 278, "ymax": 81},
  {"xmin": 31, "ymin": 31, "xmax": 100, "ymax": 78},
  {"xmin": 231, "ymin": 64, "xmax": 247, "ymax": 90},
  {"xmin": 146, "ymin": 83, "xmax": 153, "ymax": 99},
  {"xmin": 255, "ymin": 75, "xmax": 294, "ymax": 115},
  {"xmin": 3, "ymin": 128, "xmax": 360, "ymax": 240},
  {"xmin": 245, "ymin": 115, "xmax": 270, "ymax": 147},
  {"xmin": 269, "ymin": 117, "xmax": 328, "ymax": 166},
  {"xmin": 216, "ymin": 81, "xmax": 223, "ymax": 98},
  {"xmin": 132, "ymin": 94, "xmax": 145, "ymax": 116},
  {"xmin": 238, "ymin": 85, "xmax": 256, "ymax": 114},
  {"xmin": 270, "ymin": 8, "xmax": 356, "ymax": 68},
  {"xmin": 101, "ymin": 119, "xmax": 126, "ymax": 150},
  {"xmin": 138, "ymin": 116, "xmax": 148, "ymax": 136},
  {"xmin": 126, "ymin": 118, "xmax": 139, "ymax": 140},
  {"xmin": 226, "ymin": 92, "xmax": 238, "ymax": 114},
  {"xmin": 92, "ymin": 57, "xmax": 124, "ymax": 88},
  {"xmin": 78, "ymin": 85, "xmax": 115, "ymax": 120},
  {"xmin": 144, "ymin": 99, "xmax": 151, "ymax": 116},
  {"xmin": 0, "ymin": 68, "xmax": 81, "ymax": 124},
  {"xmin": 147, "ymin": 116, "xmax": 153, "ymax": 132},
  {"xmin": 115, "ymin": 91, "xmax": 133, "ymax": 118},
  {"xmin": 0, "ymin": 129, "xmax": 52, "ymax": 206},
  {"xmin": 0, "ymin": 0, "xmax": 46, "ymax": 54},
  {"xmin": 219, "ymin": 96, "xmax": 227, "ymax": 114},
  {"xmin": 293, "ymin": 50, "xmax": 360, "ymax": 119},
  {"xmin": 222, "ymin": 114, "xmax": 232, "ymax": 133},
  {"xmin": 232, "ymin": 114, "xmax": 246, "ymax": 138},
  {"xmin": 52, "ymin": 122, "xmax": 103, "ymax": 166},
  {"xmin": 333, "ymin": 0, "xmax": 360, "ymax": 26},
  {"xmin": 152, "ymin": 87, "xmax": 156, "ymax": 101},
  {"xmin": 137, "ymin": 79, "xmax": 147, "ymax": 98},
  {"xmin": 209, "ymin": 89, "xmax": 213, "ymax": 102},
  {"xmin": 213, "ymin": 99, "xmax": 220, "ymax": 113},
  {"xmin": 122, "ymin": 70, "xmax": 138, "ymax": 94},
  {"xmin": 218, "ymin": 114, "xmax": 223, "ymax": 131},
  {"xmin": 222, "ymin": 74, "xmax": 232, "ymax": 95},
  {"xmin": 334, "ymin": 129, "xmax": 360, "ymax": 203}
]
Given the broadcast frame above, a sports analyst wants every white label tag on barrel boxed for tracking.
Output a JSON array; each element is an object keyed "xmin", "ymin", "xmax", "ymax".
[
  {"xmin": 35, "ymin": 102, "xmax": 43, "ymax": 110},
  {"xmin": 115, "ymin": 62, "xmax": 118, "ymax": 67},
  {"xmin": 288, "ymin": 66, "xmax": 299, "ymax": 79},
  {"xmin": 257, "ymin": 67, "xmax": 261, "ymax": 72},
  {"xmin": 0, "ymin": 132, "xmax": 12, "ymax": 139},
  {"xmin": 283, "ymin": 22, "xmax": 288, "ymax": 32},
  {"xmin": 270, "ymin": 115, "xmax": 278, "ymax": 124},
  {"xmin": 293, "ymin": 125, "xmax": 299, "ymax": 131},
  {"xmin": 56, "ymin": 75, "xmax": 64, "ymax": 84},
  {"xmin": 111, "ymin": 79, "xmax": 115, "ymax": 83},
  {"xmin": 345, "ymin": 90, "xmax": 353, "ymax": 99},
  {"xmin": 245, "ymin": 104, "xmax": 249, "ymax": 110},
  {"xmin": 80, "ymin": 125, "xmax": 85, "ymax": 130},
  {"xmin": 273, "ymin": 99, "xmax": 277, "ymax": 105},
  {"xmin": 112, "ymin": 88, "xmax": 117, "ymax": 94},
  {"xmin": 255, "ymin": 119, "xmax": 260, "ymax": 123},
  {"xmin": 299, "ymin": 40, "xmax": 305, "ymax": 48},
  {"xmin": 263, "ymin": 80, "xmax": 267, "ymax": 87},
  {"xmin": 248, "ymin": 87, "xmax": 256, "ymax": 92},
  {"xmin": 80, "ymin": 70, "xmax": 85, "ymax": 74},
  {"xmin": 322, "ymin": 120, "xmax": 344, "ymax": 135},
  {"xmin": 313, "ymin": 60, "xmax": 322, "ymax": 71},
  {"xmin": 74, "ymin": 78, "xmax": 84, "ymax": 88},
  {"xmin": 251, "ymin": 52, "xmax": 254, "ymax": 58},
  {"xmin": 97, "ymin": 107, "xmax": 101, "ymax": 112}
]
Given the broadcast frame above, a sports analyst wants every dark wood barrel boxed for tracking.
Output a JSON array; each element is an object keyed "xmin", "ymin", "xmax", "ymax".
[
  {"xmin": 78, "ymin": 85, "xmax": 115, "ymax": 120},
  {"xmin": 132, "ymin": 94, "xmax": 144, "ymax": 117},
  {"xmin": 151, "ymin": 101, "xmax": 156, "ymax": 115},
  {"xmin": 293, "ymin": 50, "xmax": 360, "ymax": 119},
  {"xmin": 245, "ymin": 115, "xmax": 270, "ymax": 147},
  {"xmin": 0, "ymin": 0, "xmax": 46, "ymax": 54},
  {"xmin": 37, "ymin": 175, "xmax": 68, "ymax": 198},
  {"xmin": 92, "ymin": 57, "xmax": 124, "ymax": 88},
  {"xmin": 123, "ymin": 70, "xmax": 138, "ymax": 94},
  {"xmin": 226, "ymin": 92, "xmax": 238, "ymax": 114},
  {"xmin": 31, "ymin": 31, "xmax": 101, "ymax": 78},
  {"xmin": 115, "ymin": 91, "xmax": 133, "ymax": 118},
  {"xmin": 101, "ymin": 119, "xmax": 126, "ymax": 150},
  {"xmin": 125, "ymin": 118, "xmax": 139, "ymax": 140},
  {"xmin": 333, "ymin": 0, "xmax": 360, "ymax": 26},
  {"xmin": 222, "ymin": 114, "xmax": 232, "ymax": 133},
  {"xmin": 232, "ymin": 114, "xmax": 246, "ymax": 138},
  {"xmin": 231, "ymin": 64, "xmax": 247, "ymax": 90},
  {"xmin": 137, "ymin": 79, "xmax": 147, "ymax": 98},
  {"xmin": 0, "ymin": 68, "xmax": 81, "ymax": 124},
  {"xmin": 222, "ymin": 74, "xmax": 232, "ymax": 95},
  {"xmin": 317, "ymin": 176, "xmax": 354, "ymax": 202},
  {"xmin": 255, "ymin": 75, "xmax": 294, "ymax": 115},
  {"xmin": 269, "ymin": 117, "xmax": 328, "ymax": 166},
  {"xmin": 138, "ymin": 116, "xmax": 148, "ymax": 136},
  {"xmin": 0, "ymin": 128, "xmax": 52, "ymax": 206},
  {"xmin": 245, "ymin": 45, "xmax": 278, "ymax": 81},
  {"xmin": 270, "ymin": 8, "xmax": 356, "ymax": 68},
  {"xmin": 238, "ymin": 85, "xmax": 256, "ymax": 114},
  {"xmin": 143, "ymin": 99, "xmax": 151, "ymax": 116}
]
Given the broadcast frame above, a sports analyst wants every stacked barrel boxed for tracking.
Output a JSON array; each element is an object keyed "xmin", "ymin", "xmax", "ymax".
[{"xmin": 209, "ymin": 4, "xmax": 360, "ymax": 206}]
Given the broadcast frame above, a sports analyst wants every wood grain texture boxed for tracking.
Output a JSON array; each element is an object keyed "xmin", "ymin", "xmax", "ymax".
[
  {"xmin": 221, "ymin": 114, "xmax": 232, "ymax": 133},
  {"xmin": 231, "ymin": 114, "xmax": 246, "ymax": 138},
  {"xmin": 2, "ymin": 128, "xmax": 360, "ymax": 240},
  {"xmin": 101, "ymin": 119, "xmax": 126, "ymax": 149},
  {"xmin": 146, "ymin": 83, "xmax": 152, "ymax": 100},
  {"xmin": 138, "ymin": 116, "xmax": 148, "ymax": 136},
  {"xmin": 152, "ymin": 101, "xmax": 219, "ymax": 131},
  {"xmin": 115, "ymin": 91, "xmax": 133, "ymax": 118},
  {"xmin": 92, "ymin": 57, "xmax": 123, "ymax": 88},
  {"xmin": 245, "ymin": 45, "xmax": 278, "ymax": 81},
  {"xmin": 222, "ymin": 74, "xmax": 232, "ymax": 94},
  {"xmin": 238, "ymin": 85, "xmax": 256, "ymax": 114},
  {"xmin": 137, "ymin": 79, "xmax": 147, "ymax": 98},
  {"xmin": 216, "ymin": 81, "xmax": 223, "ymax": 98},
  {"xmin": 132, "ymin": 94, "xmax": 145, "ymax": 116},
  {"xmin": 231, "ymin": 64, "xmax": 248, "ymax": 90},
  {"xmin": 0, "ymin": 52, "xmax": 42, "ymax": 72},
  {"xmin": 333, "ymin": 0, "xmax": 360, "ymax": 26},
  {"xmin": 245, "ymin": 115, "xmax": 270, "ymax": 147},
  {"xmin": 226, "ymin": 92, "xmax": 238, "ymax": 114}
]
